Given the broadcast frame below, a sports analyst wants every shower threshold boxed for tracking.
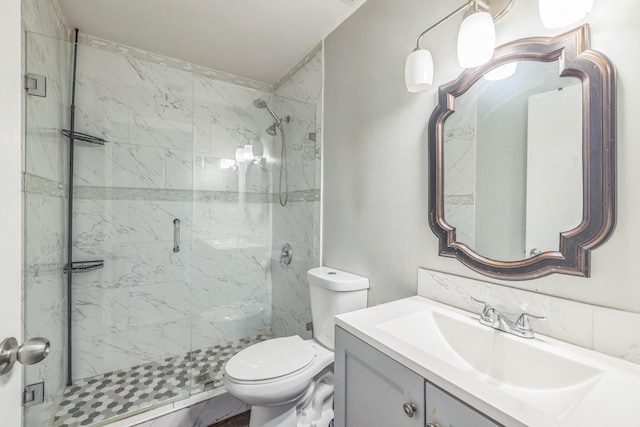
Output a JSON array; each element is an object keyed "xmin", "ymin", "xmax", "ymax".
[{"xmin": 50, "ymin": 334, "xmax": 268, "ymax": 427}]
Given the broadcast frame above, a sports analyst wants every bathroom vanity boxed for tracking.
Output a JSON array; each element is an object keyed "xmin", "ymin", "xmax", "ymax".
[
  {"xmin": 335, "ymin": 327, "xmax": 500, "ymax": 426},
  {"xmin": 334, "ymin": 297, "xmax": 640, "ymax": 427}
]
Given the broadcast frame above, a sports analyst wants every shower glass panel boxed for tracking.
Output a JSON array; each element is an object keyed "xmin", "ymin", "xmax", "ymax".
[
  {"xmin": 270, "ymin": 95, "xmax": 319, "ymax": 340},
  {"xmin": 68, "ymin": 40, "xmax": 195, "ymax": 417},
  {"xmin": 23, "ymin": 31, "xmax": 71, "ymax": 427},
  {"xmin": 24, "ymin": 30, "xmax": 317, "ymax": 427},
  {"xmin": 189, "ymin": 77, "xmax": 275, "ymax": 390}
]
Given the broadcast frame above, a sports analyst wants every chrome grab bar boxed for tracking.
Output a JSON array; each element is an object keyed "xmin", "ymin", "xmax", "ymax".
[{"xmin": 173, "ymin": 219, "xmax": 181, "ymax": 253}]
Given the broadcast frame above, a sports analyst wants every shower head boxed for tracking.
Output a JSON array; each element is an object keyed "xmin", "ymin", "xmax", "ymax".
[
  {"xmin": 253, "ymin": 98, "xmax": 281, "ymax": 124},
  {"xmin": 253, "ymin": 99, "xmax": 268, "ymax": 109},
  {"xmin": 266, "ymin": 123, "xmax": 279, "ymax": 136}
]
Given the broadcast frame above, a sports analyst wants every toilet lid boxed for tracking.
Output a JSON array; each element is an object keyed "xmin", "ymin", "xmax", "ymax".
[{"xmin": 225, "ymin": 336, "xmax": 316, "ymax": 381}]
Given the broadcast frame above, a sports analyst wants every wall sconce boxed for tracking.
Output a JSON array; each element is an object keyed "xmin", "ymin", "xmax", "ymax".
[
  {"xmin": 405, "ymin": 0, "xmax": 594, "ymax": 93},
  {"xmin": 405, "ymin": 0, "xmax": 513, "ymax": 93},
  {"xmin": 539, "ymin": 0, "xmax": 593, "ymax": 29}
]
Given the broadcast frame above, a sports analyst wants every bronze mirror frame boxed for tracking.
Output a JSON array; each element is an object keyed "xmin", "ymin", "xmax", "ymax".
[{"xmin": 428, "ymin": 25, "xmax": 616, "ymax": 280}]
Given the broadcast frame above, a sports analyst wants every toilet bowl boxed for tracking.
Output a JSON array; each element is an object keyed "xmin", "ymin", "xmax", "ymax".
[{"xmin": 223, "ymin": 267, "xmax": 369, "ymax": 427}]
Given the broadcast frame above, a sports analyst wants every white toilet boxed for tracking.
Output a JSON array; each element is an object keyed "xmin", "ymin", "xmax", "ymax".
[{"xmin": 224, "ymin": 267, "xmax": 369, "ymax": 427}]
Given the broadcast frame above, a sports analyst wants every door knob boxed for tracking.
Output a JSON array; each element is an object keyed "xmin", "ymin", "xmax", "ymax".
[{"xmin": 0, "ymin": 337, "xmax": 50, "ymax": 375}]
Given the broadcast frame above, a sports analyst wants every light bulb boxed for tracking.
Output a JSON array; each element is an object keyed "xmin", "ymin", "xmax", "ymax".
[
  {"xmin": 539, "ymin": 0, "xmax": 594, "ymax": 29},
  {"xmin": 484, "ymin": 62, "xmax": 518, "ymax": 81},
  {"xmin": 405, "ymin": 48, "xmax": 434, "ymax": 93},
  {"xmin": 457, "ymin": 10, "xmax": 496, "ymax": 69}
]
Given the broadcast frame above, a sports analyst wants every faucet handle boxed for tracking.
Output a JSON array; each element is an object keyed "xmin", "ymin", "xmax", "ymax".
[
  {"xmin": 515, "ymin": 312, "xmax": 546, "ymax": 332},
  {"xmin": 471, "ymin": 297, "xmax": 496, "ymax": 323}
]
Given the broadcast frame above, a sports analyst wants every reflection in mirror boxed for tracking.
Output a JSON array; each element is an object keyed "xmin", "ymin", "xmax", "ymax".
[{"xmin": 443, "ymin": 60, "xmax": 583, "ymax": 261}]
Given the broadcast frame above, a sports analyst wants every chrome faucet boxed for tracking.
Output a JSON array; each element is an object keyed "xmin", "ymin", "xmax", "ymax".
[{"xmin": 471, "ymin": 298, "xmax": 545, "ymax": 339}]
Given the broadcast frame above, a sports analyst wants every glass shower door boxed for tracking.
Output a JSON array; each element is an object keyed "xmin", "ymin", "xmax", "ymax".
[
  {"xmin": 65, "ymin": 41, "xmax": 195, "ymax": 422},
  {"xmin": 23, "ymin": 30, "xmax": 72, "ymax": 427},
  {"xmin": 24, "ymin": 31, "xmax": 196, "ymax": 426}
]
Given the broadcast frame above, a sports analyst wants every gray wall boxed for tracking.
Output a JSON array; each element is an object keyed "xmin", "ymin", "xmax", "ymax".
[{"xmin": 323, "ymin": 0, "xmax": 640, "ymax": 314}]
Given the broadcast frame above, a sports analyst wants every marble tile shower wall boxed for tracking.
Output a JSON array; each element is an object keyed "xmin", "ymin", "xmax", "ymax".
[
  {"xmin": 443, "ymin": 103, "xmax": 477, "ymax": 245},
  {"xmin": 271, "ymin": 46, "xmax": 322, "ymax": 339},
  {"xmin": 70, "ymin": 40, "xmax": 275, "ymax": 379},
  {"xmin": 22, "ymin": 0, "xmax": 71, "ymax": 425},
  {"xmin": 418, "ymin": 269, "xmax": 640, "ymax": 365}
]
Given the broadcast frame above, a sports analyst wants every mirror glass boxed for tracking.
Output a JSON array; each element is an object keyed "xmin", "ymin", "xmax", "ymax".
[{"xmin": 442, "ymin": 60, "xmax": 583, "ymax": 261}]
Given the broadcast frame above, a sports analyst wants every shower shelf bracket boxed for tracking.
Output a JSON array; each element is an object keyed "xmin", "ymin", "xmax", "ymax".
[
  {"xmin": 63, "ymin": 260, "xmax": 104, "ymax": 274},
  {"xmin": 61, "ymin": 129, "xmax": 107, "ymax": 146}
]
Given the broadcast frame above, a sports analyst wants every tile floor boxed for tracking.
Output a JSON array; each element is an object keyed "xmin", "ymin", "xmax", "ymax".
[{"xmin": 50, "ymin": 334, "xmax": 268, "ymax": 427}]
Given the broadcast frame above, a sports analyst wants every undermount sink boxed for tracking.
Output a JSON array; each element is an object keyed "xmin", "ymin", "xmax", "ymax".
[{"xmin": 377, "ymin": 306, "xmax": 602, "ymax": 419}]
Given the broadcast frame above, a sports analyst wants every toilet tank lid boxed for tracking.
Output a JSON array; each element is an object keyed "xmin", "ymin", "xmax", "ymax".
[{"xmin": 308, "ymin": 267, "xmax": 370, "ymax": 291}]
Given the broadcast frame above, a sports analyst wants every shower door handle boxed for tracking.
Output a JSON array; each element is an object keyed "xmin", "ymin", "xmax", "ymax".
[{"xmin": 173, "ymin": 219, "xmax": 180, "ymax": 253}]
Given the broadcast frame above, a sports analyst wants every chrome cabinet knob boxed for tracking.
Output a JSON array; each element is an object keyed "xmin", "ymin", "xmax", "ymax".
[
  {"xmin": 0, "ymin": 337, "xmax": 50, "ymax": 375},
  {"xmin": 426, "ymin": 423, "xmax": 440, "ymax": 427},
  {"xmin": 402, "ymin": 402, "xmax": 417, "ymax": 417}
]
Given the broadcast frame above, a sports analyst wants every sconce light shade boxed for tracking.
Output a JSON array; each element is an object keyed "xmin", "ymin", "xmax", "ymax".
[
  {"xmin": 539, "ymin": 0, "xmax": 594, "ymax": 29},
  {"xmin": 405, "ymin": 48, "xmax": 434, "ymax": 93},
  {"xmin": 457, "ymin": 10, "xmax": 496, "ymax": 68}
]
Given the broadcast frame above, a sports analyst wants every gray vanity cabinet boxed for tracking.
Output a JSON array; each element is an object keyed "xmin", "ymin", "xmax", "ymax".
[
  {"xmin": 335, "ymin": 327, "xmax": 502, "ymax": 427},
  {"xmin": 334, "ymin": 327, "xmax": 424, "ymax": 427},
  {"xmin": 426, "ymin": 382, "xmax": 502, "ymax": 427}
]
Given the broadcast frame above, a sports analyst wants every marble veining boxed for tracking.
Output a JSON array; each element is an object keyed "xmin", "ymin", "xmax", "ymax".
[
  {"xmin": 79, "ymin": 34, "xmax": 272, "ymax": 92},
  {"xmin": 418, "ymin": 268, "xmax": 640, "ymax": 365},
  {"xmin": 70, "ymin": 35, "xmax": 279, "ymax": 381},
  {"xmin": 270, "ymin": 46, "xmax": 323, "ymax": 340},
  {"xmin": 443, "ymin": 107, "xmax": 477, "ymax": 249},
  {"xmin": 273, "ymin": 43, "xmax": 323, "ymax": 93},
  {"xmin": 22, "ymin": 2, "xmax": 71, "ymax": 426},
  {"xmin": 274, "ymin": 46, "xmax": 323, "ymax": 191},
  {"xmin": 22, "ymin": 0, "xmax": 69, "ymax": 41}
]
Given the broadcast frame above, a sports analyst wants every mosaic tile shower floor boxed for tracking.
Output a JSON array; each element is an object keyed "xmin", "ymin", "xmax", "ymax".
[{"xmin": 50, "ymin": 334, "xmax": 268, "ymax": 427}]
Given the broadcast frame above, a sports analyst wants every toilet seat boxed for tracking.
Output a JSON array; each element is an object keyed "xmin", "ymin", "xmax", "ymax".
[
  {"xmin": 224, "ymin": 338, "xmax": 334, "ymax": 408},
  {"xmin": 225, "ymin": 336, "xmax": 316, "ymax": 382}
]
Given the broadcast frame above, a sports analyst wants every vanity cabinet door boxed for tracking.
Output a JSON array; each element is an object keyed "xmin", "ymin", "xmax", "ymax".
[
  {"xmin": 426, "ymin": 382, "xmax": 502, "ymax": 427},
  {"xmin": 334, "ymin": 327, "xmax": 424, "ymax": 427}
]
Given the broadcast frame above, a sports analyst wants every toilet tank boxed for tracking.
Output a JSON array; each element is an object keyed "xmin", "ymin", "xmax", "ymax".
[{"xmin": 308, "ymin": 267, "xmax": 369, "ymax": 350}]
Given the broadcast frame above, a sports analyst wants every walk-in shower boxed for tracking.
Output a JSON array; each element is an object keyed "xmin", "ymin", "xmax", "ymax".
[
  {"xmin": 23, "ymin": 29, "xmax": 317, "ymax": 427},
  {"xmin": 254, "ymin": 98, "xmax": 291, "ymax": 206}
]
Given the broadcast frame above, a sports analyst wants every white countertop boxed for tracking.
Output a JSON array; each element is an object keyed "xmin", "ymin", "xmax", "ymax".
[{"xmin": 335, "ymin": 296, "xmax": 640, "ymax": 427}]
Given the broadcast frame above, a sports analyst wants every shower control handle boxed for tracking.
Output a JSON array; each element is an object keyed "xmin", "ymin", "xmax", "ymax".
[
  {"xmin": 280, "ymin": 243, "xmax": 293, "ymax": 266},
  {"xmin": 173, "ymin": 219, "xmax": 180, "ymax": 253},
  {"xmin": 0, "ymin": 337, "xmax": 50, "ymax": 375}
]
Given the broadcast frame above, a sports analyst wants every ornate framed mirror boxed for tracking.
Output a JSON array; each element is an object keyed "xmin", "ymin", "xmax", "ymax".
[{"xmin": 428, "ymin": 25, "xmax": 616, "ymax": 280}]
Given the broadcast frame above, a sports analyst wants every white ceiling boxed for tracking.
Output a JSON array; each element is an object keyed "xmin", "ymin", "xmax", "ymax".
[{"xmin": 57, "ymin": 0, "xmax": 367, "ymax": 86}]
